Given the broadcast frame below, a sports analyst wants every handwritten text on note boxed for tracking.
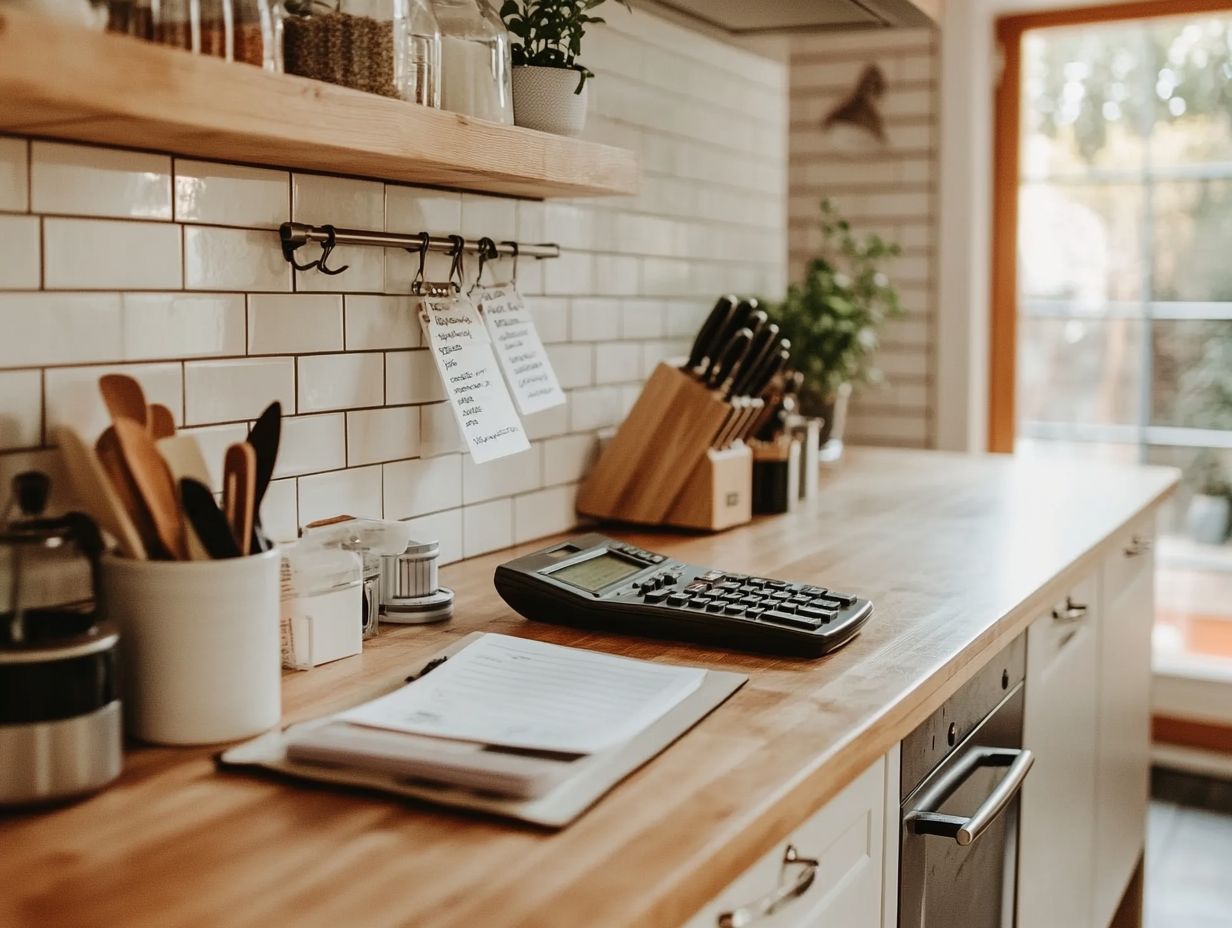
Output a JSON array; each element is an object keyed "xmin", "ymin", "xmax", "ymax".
[{"xmin": 472, "ymin": 285, "xmax": 565, "ymax": 416}]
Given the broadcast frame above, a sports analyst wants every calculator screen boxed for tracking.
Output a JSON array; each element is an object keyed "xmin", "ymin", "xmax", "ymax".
[{"xmin": 550, "ymin": 551, "xmax": 643, "ymax": 592}]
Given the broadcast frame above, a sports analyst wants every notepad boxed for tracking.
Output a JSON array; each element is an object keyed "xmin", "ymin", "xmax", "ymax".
[{"xmin": 336, "ymin": 633, "xmax": 706, "ymax": 755}]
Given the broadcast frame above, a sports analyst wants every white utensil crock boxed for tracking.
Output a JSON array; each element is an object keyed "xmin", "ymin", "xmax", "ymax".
[
  {"xmin": 100, "ymin": 549, "xmax": 282, "ymax": 745},
  {"xmin": 511, "ymin": 65, "xmax": 588, "ymax": 137}
]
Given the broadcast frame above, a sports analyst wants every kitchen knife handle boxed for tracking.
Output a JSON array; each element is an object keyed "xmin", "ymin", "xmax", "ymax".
[
  {"xmin": 706, "ymin": 328, "xmax": 754, "ymax": 390},
  {"xmin": 730, "ymin": 322, "xmax": 779, "ymax": 398},
  {"xmin": 703, "ymin": 300, "xmax": 755, "ymax": 379},
  {"xmin": 684, "ymin": 295, "xmax": 736, "ymax": 373}
]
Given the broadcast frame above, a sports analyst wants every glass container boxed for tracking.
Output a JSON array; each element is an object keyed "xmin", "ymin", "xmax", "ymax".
[
  {"xmin": 281, "ymin": 0, "xmax": 407, "ymax": 99},
  {"xmin": 152, "ymin": 0, "xmax": 234, "ymax": 58},
  {"xmin": 431, "ymin": 0, "xmax": 512, "ymax": 124},
  {"xmin": 404, "ymin": 0, "xmax": 441, "ymax": 107},
  {"xmin": 233, "ymin": 0, "xmax": 278, "ymax": 68}
]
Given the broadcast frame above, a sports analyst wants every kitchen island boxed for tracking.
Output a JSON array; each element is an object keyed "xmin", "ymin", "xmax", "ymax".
[{"xmin": 0, "ymin": 449, "xmax": 1178, "ymax": 928}]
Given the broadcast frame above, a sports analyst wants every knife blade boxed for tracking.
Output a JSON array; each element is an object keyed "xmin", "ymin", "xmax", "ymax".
[
  {"xmin": 729, "ymin": 322, "xmax": 779, "ymax": 398},
  {"xmin": 705, "ymin": 327, "xmax": 754, "ymax": 391},
  {"xmin": 683, "ymin": 295, "xmax": 736, "ymax": 376}
]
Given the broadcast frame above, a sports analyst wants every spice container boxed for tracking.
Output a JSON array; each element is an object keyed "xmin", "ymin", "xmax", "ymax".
[
  {"xmin": 233, "ymin": 0, "xmax": 278, "ymax": 68},
  {"xmin": 281, "ymin": 0, "xmax": 405, "ymax": 98},
  {"xmin": 107, "ymin": 0, "xmax": 155, "ymax": 39},
  {"xmin": 152, "ymin": 0, "xmax": 235, "ymax": 57},
  {"xmin": 432, "ymin": 0, "xmax": 513, "ymax": 123}
]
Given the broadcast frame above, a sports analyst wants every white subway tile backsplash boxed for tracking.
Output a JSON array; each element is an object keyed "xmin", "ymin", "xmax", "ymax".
[
  {"xmin": 569, "ymin": 386, "xmax": 624, "ymax": 432},
  {"xmin": 420, "ymin": 401, "xmax": 464, "ymax": 457},
  {"xmin": 0, "ymin": 216, "xmax": 39, "ymax": 289},
  {"xmin": 523, "ymin": 401, "xmax": 570, "ymax": 441},
  {"xmin": 260, "ymin": 478, "xmax": 300, "ymax": 542},
  {"xmin": 275, "ymin": 413, "xmax": 347, "ymax": 478},
  {"xmin": 403, "ymin": 507, "xmax": 463, "ymax": 564},
  {"xmin": 460, "ymin": 194, "xmax": 518, "ymax": 241},
  {"xmin": 0, "ymin": 370, "xmax": 42, "ymax": 450},
  {"xmin": 299, "ymin": 464, "xmax": 383, "ymax": 525},
  {"xmin": 526, "ymin": 297, "xmax": 568, "ymax": 343},
  {"xmin": 513, "ymin": 484, "xmax": 577, "ymax": 544},
  {"xmin": 292, "ymin": 173, "xmax": 384, "ymax": 229},
  {"xmin": 569, "ymin": 299, "xmax": 621, "ymax": 342},
  {"xmin": 620, "ymin": 300, "xmax": 665, "ymax": 339},
  {"xmin": 386, "ymin": 350, "xmax": 445, "ymax": 404},
  {"xmin": 386, "ymin": 187, "xmax": 462, "ymax": 234},
  {"xmin": 31, "ymin": 142, "xmax": 172, "ymax": 220},
  {"xmin": 44, "ymin": 219, "xmax": 181, "ymax": 290},
  {"xmin": 185, "ymin": 357, "xmax": 295, "ymax": 425},
  {"xmin": 347, "ymin": 405, "xmax": 420, "ymax": 466},
  {"xmin": 462, "ymin": 444, "xmax": 541, "ymax": 505},
  {"xmin": 298, "ymin": 353, "xmax": 383, "ymax": 413},
  {"xmin": 543, "ymin": 252, "xmax": 593, "ymax": 295},
  {"xmin": 344, "ymin": 295, "xmax": 421, "ymax": 350},
  {"xmin": 543, "ymin": 434, "xmax": 597, "ymax": 485},
  {"xmin": 546, "ymin": 344, "xmax": 592, "ymax": 389},
  {"xmin": 594, "ymin": 342, "xmax": 642, "ymax": 384},
  {"xmin": 516, "ymin": 201, "xmax": 545, "ymax": 242},
  {"xmin": 249, "ymin": 294, "xmax": 343, "ymax": 355},
  {"xmin": 175, "ymin": 160, "xmax": 289, "ymax": 228},
  {"xmin": 0, "ymin": 293, "xmax": 123, "ymax": 369},
  {"xmin": 122, "ymin": 292, "xmax": 246, "ymax": 360},
  {"xmin": 383, "ymin": 453, "xmax": 462, "ymax": 519},
  {"xmin": 45, "ymin": 362, "xmax": 182, "ymax": 441},
  {"xmin": 463, "ymin": 498, "xmax": 513, "ymax": 558},
  {"xmin": 295, "ymin": 245, "xmax": 384, "ymax": 294},
  {"xmin": 184, "ymin": 225, "xmax": 291, "ymax": 292},
  {"xmin": 0, "ymin": 138, "xmax": 28, "ymax": 213}
]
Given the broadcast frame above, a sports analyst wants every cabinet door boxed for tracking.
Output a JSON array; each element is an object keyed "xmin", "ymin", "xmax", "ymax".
[
  {"xmin": 1093, "ymin": 522, "xmax": 1155, "ymax": 928},
  {"xmin": 683, "ymin": 752, "xmax": 894, "ymax": 928},
  {"xmin": 1019, "ymin": 574, "xmax": 1100, "ymax": 928}
]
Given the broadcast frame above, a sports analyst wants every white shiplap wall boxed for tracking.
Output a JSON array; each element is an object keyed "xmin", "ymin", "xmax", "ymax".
[
  {"xmin": 0, "ymin": 10, "xmax": 786, "ymax": 563},
  {"xmin": 788, "ymin": 28, "xmax": 938, "ymax": 449}
]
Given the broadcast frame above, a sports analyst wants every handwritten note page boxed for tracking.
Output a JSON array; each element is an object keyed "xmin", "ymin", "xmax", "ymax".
[
  {"xmin": 338, "ymin": 633, "xmax": 706, "ymax": 755},
  {"xmin": 473, "ymin": 285, "xmax": 565, "ymax": 415},
  {"xmin": 420, "ymin": 296, "xmax": 530, "ymax": 464}
]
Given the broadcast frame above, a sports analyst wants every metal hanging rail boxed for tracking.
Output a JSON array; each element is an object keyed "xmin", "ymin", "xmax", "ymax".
[{"xmin": 279, "ymin": 222, "xmax": 561, "ymax": 260}]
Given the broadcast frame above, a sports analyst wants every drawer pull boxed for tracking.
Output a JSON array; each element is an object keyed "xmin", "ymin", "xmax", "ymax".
[
  {"xmin": 1124, "ymin": 536, "xmax": 1152, "ymax": 558},
  {"xmin": 1052, "ymin": 598, "xmax": 1088, "ymax": 624},
  {"xmin": 717, "ymin": 845, "xmax": 818, "ymax": 927}
]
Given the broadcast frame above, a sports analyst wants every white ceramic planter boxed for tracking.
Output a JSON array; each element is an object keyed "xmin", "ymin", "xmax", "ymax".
[
  {"xmin": 512, "ymin": 65, "xmax": 588, "ymax": 137},
  {"xmin": 1186, "ymin": 493, "xmax": 1231, "ymax": 545}
]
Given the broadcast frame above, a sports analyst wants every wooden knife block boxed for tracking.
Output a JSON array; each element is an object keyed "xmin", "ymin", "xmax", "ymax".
[{"xmin": 576, "ymin": 363, "xmax": 753, "ymax": 531}]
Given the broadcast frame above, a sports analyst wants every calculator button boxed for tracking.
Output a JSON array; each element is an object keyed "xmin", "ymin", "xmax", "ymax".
[
  {"xmin": 650, "ymin": 554, "xmax": 665, "ymax": 563},
  {"xmin": 723, "ymin": 603, "xmax": 745, "ymax": 616},
  {"xmin": 797, "ymin": 606, "xmax": 837, "ymax": 622},
  {"xmin": 739, "ymin": 597, "xmax": 761, "ymax": 607},
  {"xmin": 705, "ymin": 600, "xmax": 726, "ymax": 612},
  {"xmin": 763, "ymin": 580, "xmax": 787, "ymax": 589},
  {"xmin": 661, "ymin": 573, "xmax": 678, "ymax": 585},
  {"xmin": 818, "ymin": 596, "xmax": 847, "ymax": 610},
  {"xmin": 770, "ymin": 591, "xmax": 792, "ymax": 600},
  {"xmin": 644, "ymin": 589, "xmax": 668, "ymax": 604},
  {"xmin": 716, "ymin": 581, "xmax": 741, "ymax": 592},
  {"xmin": 775, "ymin": 601, "xmax": 798, "ymax": 613},
  {"xmin": 804, "ymin": 586, "xmax": 828, "ymax": 597},
  {"xmin": 687, "ymin": 598, "xmax": 710, "ymax": 610},
  {"xmin": 761, "ymin": 610, "xmax": 822, "ymax": 630},
  {"xmin": 684, "ymin": 581, "xmax": 709, "ymax": 593},
  {"xmin": 827, "ymin": 592, "xmax": 858, "ymax": 607},
  {"xmin": 700, "ymin": 571, "xmax": 724, "ymax": 583},
  {"xmin": 665, "ymin": 593, "xmax": 688, "ymax": 606},
  {"xmin": 747, "ymin": 606, "xmax": 767, "ymax": 617}
]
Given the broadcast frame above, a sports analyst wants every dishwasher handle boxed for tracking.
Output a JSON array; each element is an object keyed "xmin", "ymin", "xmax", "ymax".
[{"xmin": 907, "ymin": 747, "xmax": 1034, "ymax": 847}]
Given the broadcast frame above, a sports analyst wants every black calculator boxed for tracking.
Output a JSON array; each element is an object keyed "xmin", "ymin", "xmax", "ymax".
[{"xmin": 494, "ymin": 533, "xmax": 872, "ymax": 657}]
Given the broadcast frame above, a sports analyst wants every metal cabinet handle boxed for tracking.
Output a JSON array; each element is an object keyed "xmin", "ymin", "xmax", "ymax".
[
  {"xmin": 907, "ymin": 747, "xmax": 1034, "ymax": 847},
  {"xmin": 1052, "ymin": 597, "xmax": 1088, "ymax": 624},
  {"xmin": 717, "ymin": 845, "xmax": 819, "ymax": 927},
  {"xmin": 1124, "ymin": 535, "xmax": 1152, "ymax": 558}
]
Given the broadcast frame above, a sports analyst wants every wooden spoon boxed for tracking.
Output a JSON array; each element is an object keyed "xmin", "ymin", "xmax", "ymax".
[
  {"xmin": 99, "ymin": 374, "xmax": 149, "ymax": 429},
  {"xmin": 96, "ymin": 427, "xmax": 166, "ymax": 559},
  {"xmin": 111, "ymin": 418, "xmax": 187, "ymax": 560},
  {"xmin": 56, "ymin": 426, "xmax": 147, "ymax": 559},
  {"xmin": 222, "ymin": 442, "xmax": 256, "ymax": 557},
  {"xmin": 149, "ymin": 403, "xmax": 176, "ymax": 440}
]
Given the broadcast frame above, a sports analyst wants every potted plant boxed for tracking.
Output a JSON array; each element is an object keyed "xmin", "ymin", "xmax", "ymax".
[
  {"xmin": 1186, "ymin": 452, "xmax": 1231, "ymax": 545},
  {"xmin": 499, "ymin": 0, "xmax": 629, "ymax": 137},
  {"xmin": 767, "ymin": 198, "xmax": 903, "ymax": 460}
]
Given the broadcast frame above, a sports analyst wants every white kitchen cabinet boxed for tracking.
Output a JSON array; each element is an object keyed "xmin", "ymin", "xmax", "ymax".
[
  {"xmin": 1093, "ymin": 519, "xmax": 1155, "ymax": 928},
  {"xmin": 684, "ymin": 750, "xmax": 898, "ymax": 928},
  {"xmin": 1019, "ymin": 573, "xmax": 1100, "ymax": 928}
]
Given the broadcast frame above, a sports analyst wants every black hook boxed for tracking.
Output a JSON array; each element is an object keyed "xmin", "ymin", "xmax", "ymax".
[
  {"xmin": 501, "ymin": 240, "xmax": 519, "ymax": 286},
  {"xmin": 408, "ymin": 231, "xmax": 430, "ymax": 294},
  {"xmin": 446, "ymin": 234, "xmax": 465, "ymax": 294},
  {"xmin": 281, "ymin": 224, "xmax": 349, "ymax": 276},
  {"xmin": 473, "ymin": 236, "xmax": 498, "ymax": 291}
]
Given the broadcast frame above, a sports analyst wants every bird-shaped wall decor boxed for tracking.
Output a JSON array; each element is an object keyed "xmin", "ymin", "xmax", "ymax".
[{"xmin": 822, "ymin": 64, "xmax": 888, "ymax": 143}]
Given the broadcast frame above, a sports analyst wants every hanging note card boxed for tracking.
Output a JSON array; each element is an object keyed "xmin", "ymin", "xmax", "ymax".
[
  {"xmin": 472, "ymin": 284, "xmax": 566, "ymax": 415},
  {"xmin": 420, "ymin": 295, "xmax": 530, "ymax": 464}
]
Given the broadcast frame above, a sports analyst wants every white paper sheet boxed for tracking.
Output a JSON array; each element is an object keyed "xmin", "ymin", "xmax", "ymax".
[
  {"xmin": 337, "ymin": 633, "xmax": 706, "ymax": 755},
  {"xmin": 420, "ymin": 295, "xmax": 530, "ymax": 464},
  {"xmin": 473, "ymin": 284, "xmax": 565, "ymax": 415}
]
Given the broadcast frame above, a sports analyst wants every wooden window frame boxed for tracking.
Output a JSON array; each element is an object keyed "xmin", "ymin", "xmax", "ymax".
[{"xmin": 988, "ymin": 0, "xmax": 1232, "ymax": 453}]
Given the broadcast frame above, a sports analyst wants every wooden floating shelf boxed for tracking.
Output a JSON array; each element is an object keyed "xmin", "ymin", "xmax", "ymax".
[{"xmin": 0, "ymin": 8, "xmax": 639, "ymax": 199}]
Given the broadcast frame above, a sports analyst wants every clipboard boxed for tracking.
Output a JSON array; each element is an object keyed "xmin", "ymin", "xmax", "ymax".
[{"xmin": 219, "ymin": 633, "xmax": 747, "ymax": 829}]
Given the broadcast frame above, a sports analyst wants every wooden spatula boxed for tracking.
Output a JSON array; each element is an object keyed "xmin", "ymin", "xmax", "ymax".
[
  {"xmin": 57, "ymin": 426, "xmax": 148, "ymax": 559},
  {"xmin": 111, "ymin": 418, "xmax": 188, "ymax": 560},
  {"xmin": 96, "ymin": 426, "xmax": 166, "ymax": 560},
  {"xmin": 222, "ymin": 442, "xmax": 256, "ymax": 557},
  {"xmin": 149, "ymin": 403, "xmax": 176, "ymax": 440},
  {"xmin": 99, "ymin": 374, "xmax": 149, "ymax": 429}
]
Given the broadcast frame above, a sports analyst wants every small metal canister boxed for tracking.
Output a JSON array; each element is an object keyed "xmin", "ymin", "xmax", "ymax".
[{"xmin": 379, "ymin": 540, "xmax": 453, "ymax": 624}]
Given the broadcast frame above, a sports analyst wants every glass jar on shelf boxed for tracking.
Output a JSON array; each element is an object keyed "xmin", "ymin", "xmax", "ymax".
[
  {"xmin": 232, "ymin": 0, "xmax": 278, "ymax": 69},
  {"xmin": 107, "ymin": 0, "xmax": 154, "ymax": 40},
  {"xmin": 431, "ymin": 0, "xmax": 512, "ymax": 124},
  {"xmin": 151, "ymin": 0, "xmax": 234, "ymax": 58},
  {"xmin": 404, "ymin": 0, "xmax": 441, "ymax": 107},
  {"xmin": 281, "ymin": 0, "xmax": 419, "ymax": 100}
]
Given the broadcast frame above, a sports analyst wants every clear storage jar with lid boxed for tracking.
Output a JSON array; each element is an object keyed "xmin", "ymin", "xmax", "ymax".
[
  {"xmin": 431, "ymin": 0, "xmax": 512, "ymax": 124},
  {"xmin": 152, "ymin": 0, "xmax": 235, "ymax": 57}
]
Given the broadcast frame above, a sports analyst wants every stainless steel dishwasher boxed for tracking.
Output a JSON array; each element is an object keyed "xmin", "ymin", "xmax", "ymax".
[{"xmin": 899, "ymin": 635, "xmax": 1033, "ymax": 928}]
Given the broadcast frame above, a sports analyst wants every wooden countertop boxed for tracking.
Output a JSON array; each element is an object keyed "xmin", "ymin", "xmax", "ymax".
[{"xmin": 0, "ymin": 449, "xmax": 1178, "ymax": 928}]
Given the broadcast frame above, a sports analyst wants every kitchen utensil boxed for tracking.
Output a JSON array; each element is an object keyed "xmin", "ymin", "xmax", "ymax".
[
  {"xmin": 729, "ymin": 323, "xmax": 780, "ymax": 399},
  {"xmin": 157, "ymin": 435, "xmax": 212, "ymax": 488},
  {"xmin": 111, "ymin": 419, "xmax": 187, "ymax": 561},
  {"xmin": 223, "ymin": 443, "xmax": 256, "ymax": 557},
  {"xmin": 705, "ymin": 327, "xmax": 753, "ymax": 391},
  {"xmin": 180, "ymin": 479, "xmax": 242, "ymax": 559},
  {"xmin": 683, "ymin": 295, "xmax": 736, "ymax": 376},
  {"xmin": 57, "ymin": 426, "xmax": 147, "ymax": 560},
  {"xmin": 99, "ymin": 374, "xmax": 149, "ymax": 429},
  {"xmin": 246, "ymin": 401, "xmax": 281, "ymax": 552},
  {"xmin": 702, "ymin": 301, "xmax": 755, "ymax": 381},
  {"xmin": 149, "ymin": 404, "xmax": 176, "ymax": 440},
  {"xmin": 96, "ymin": 427, "xmax": 165, "ymax": 560}
]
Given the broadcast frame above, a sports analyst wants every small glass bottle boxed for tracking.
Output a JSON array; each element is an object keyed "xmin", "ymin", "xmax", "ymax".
[
  {"xmin": 431, "ymin": 0, "xmax": 513, "ymax": 124},
  {"xmin": 404, "ymin": 0, "xmax": 441, "ymax": 107}
]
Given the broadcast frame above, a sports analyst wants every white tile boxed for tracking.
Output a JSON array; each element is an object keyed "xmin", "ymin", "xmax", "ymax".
[
  {"xmin": 44, "ymin": 218, "xmax": 181, "ymax": 290},
  {"xmin": 386, "ymin": 350, "xmax": 445, "ymax": 404},
  {"xmin": 275, "ymin": 413, "xmax": 346, "ymax": 478},
  {"xmin": 0, "ymin": 215, "xmax": 39, "ymax": 289},
  {"xmin": 621, "ymin": 300, "xmax": 665, "ymax": 339},
  {"xmin": 31, "ymin": 142, "xmax": 172, "ymax": 220},
  {"xmin": 248, "ymin": 294, "xmax": 343, "ymax": 355},
  {"xmin": 523, "ymin": 401, "xmax": 570, "ymax": 440},
  {"xmin": 174, "ymin": 160, "xmax": 289, "ymax": 228},
  {"xmin": 419, "ymin": 401, "xmax": 464, "ymax": 457},
  {"xmin": 0, "ymin": 138, "xmax": 28, "ymax": 212},
  {"xmin": 0, "ymin": 370, "xmax": 42, "ymax": 450},
  {"xmin": 292, "ymin": 174, "xmax": 385, "ymax": 229},
  {"xmin": 179, "ymin": 423, "xmax": 248, "ymax": 491},
  {"xmin": 121, "ymin": 292, "xmax": 246, "ymax": 360},
  {"xmin": 595, "ymin": 342, "xmax": 642, "ymax": 384},
  {"xmin": 347, "ymin": 405, "xmax": 420, "ymax": 466},
  {"xmin": 0, "ymin": 293, "xmax": 123, "ymax": 369},
  {"xmin": 185, "ymin": 357, "xmax": 295, "ymax": 425},
  {"xmin": 294, "ymin": 245, "xmax": 384, "ymax": 294},
  {"xmin": 45, "ymin": 362, "xmax": 182, "ymax": 441},
  {"xmin": 569, "ymin": 298, "xmax": 621, "ymax": 342},
  {"xmin": 383, "ymin": 453, "xmax": 462, "ymax": 519},
  {"xmin": 462, "ymin": 498, "xmax": 512, "ymax": 558},
  {"xmin": 298, "ymin": 465, "xmax": 383, "ymax": 525},
  {"xmin": 542, "ymin": 433, "xmax": 597, "ymax": 485},
  {"xmin": 517, "ymin": 201, "xmax": 545, "ymax": 242},
  {"xmin": 514, "ymin": 484, "xmax": 577, "ymax": 544},
  {"xmin": 298, "ymin": 353, "xmax": 384, "ymax": 412},
  {"xmin": 546, "ymin": 344, "xmax": 592, "ymax": 389},
  {"xmin": 460, "ymin": 194, "xmax": 518, "ymax": 240},
  {"xmin": 402, "ymin": 507, "xmax": 462, "ymax": 564},
  {"xmin": 593, "ymin": 255, "xmax": 640, "ymax": 296},
  {"xmin": 525, "ymin": 297, "xmax": 568, "ymax": 343},
  {"xmin": 543, "ymin": 252, "xmax": 593, "ymax": 296},
  {"xmin": 184, "ymin": 225, "xmax": 291, "ymax": 292},
  {"xmin": 344, "ymin": 295, "xmax": 421, "ymax": 350},
  {"xmin": 569, "ymin": 386, "xmax": 624, "ymax": 432},
  {"xmin": 385, "ymin": 187, "xmax": 462, "ymax": 234},
  {"xmin": 260, "ymin": 478, "xmax": 299, "ymax": 543},
  {"xmin": 384, "ymin": 248, "xmax": 454, "ymax": 294},
  {"xmin": 462, "ymin": 444, "xmax": 541, "ymax": 504}
]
